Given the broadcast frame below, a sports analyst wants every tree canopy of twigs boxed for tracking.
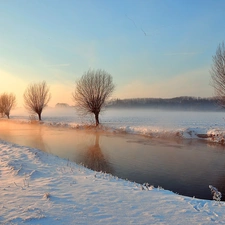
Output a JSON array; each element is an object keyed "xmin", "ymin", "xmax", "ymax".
[
  {"xmin": 72, "ymin": 69, "xmax": 115, "ymax": 126},
  {"xmin": 23, "ymin": 81, "xmax": 51, "ymax": 121},
  {"xmin": 0, "ymin": 93, "xmax": 16, "ymax": 119},
  {"xmin": 211, "ymin": 42, "xmax": 225, "ymax": 107}
]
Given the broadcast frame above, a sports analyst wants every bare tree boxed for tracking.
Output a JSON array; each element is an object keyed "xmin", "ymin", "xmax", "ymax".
[
  {"xmin": 0, "ymin": 93, "xmax": 16, "ymax": 119},
  {"xmin": 24, "ymin": 81, "xmax": 51, "ymax": 121},
  {"xmin": 0, "ymin": 100, "xmax": 3, "ymax": 117},
  {"xmin": 72, "ymin": 69, "xmax": 115, "ymax": 126},
  {"xmin": 211, "ymin": 42, "xmax": 225, "ymax": 107}
]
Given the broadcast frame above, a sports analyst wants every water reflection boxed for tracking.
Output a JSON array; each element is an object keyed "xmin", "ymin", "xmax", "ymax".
[
  {"xmin": 28, "ymin": 125, "xmax": 49, "ymax": 153},
  {"xmin": 1, "ymin": 120, "xmax": 225, "ymax": 200},
  {"xmin": 0, "ymin": 121, "xmax": 48, "ymax": 152},
  {"xmin": 82, "ymin": 133, "xmax": 113, "ymax": 174}
]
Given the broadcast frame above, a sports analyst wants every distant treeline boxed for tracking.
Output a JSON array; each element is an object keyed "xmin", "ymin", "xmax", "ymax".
[
  {"xmin": 106, "ymin": 97, "xmax": 223, "ymax": 111},
  {"xmin": 55, "ymin": 103, "xmax": 71, "ymax": 108}
]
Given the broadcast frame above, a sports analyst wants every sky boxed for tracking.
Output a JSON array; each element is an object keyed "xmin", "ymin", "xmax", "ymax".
[{"xmin": 1, "ymin": 0, "xmax": 225, "ymax": 107}]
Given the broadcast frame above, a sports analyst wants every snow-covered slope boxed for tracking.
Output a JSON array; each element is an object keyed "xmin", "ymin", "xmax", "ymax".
[
  {"xmin": 2, "ymin": 108, "xmax": 225, "ymax": 224},
  {"xmin": 1, "ymin": 141, "xmax": 225, "ymax": 225}
]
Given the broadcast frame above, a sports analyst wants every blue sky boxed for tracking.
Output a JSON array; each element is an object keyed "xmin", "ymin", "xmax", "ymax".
[{"xmin": 1, "ymin": 0, "xmax": 225, "ymax": 106}]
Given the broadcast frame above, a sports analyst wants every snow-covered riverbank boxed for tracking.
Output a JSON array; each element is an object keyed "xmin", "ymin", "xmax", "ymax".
[
  {"xmin": 2, "ymin": 108, "xmax": 225, "ymax": 224},
  {"xmin": 1, "ymin": 140, "xmax": 225, "ymax": 225},
  {"xmin": 12, "ymin": 107, "xmax": 225, "ymax": 144}
]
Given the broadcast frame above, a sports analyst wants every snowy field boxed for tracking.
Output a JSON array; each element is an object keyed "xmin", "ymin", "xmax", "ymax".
[
  {"xmin": 1, "ymin": 108, "xmax": 225, "ymax": 224},
  {"xmin": 12, "ymin": 107, "xmax": 225, "ymax": 143},
  {"xmin": 1, "ymin": 141, "xmax": 225, "ymax": 225}
]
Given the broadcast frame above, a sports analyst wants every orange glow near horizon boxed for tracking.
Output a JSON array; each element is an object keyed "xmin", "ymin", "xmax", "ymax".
[{"xmin": 1, "ymin": 66, "xmax": 213, "ymax": 108}]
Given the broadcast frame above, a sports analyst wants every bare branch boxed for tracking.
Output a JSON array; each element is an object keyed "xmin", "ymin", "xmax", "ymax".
[
  {"xmin": 211, "ymin": 42, "xmax": 225, "ymax": 108},
  {"xmin": 72, "ymin": 69, "xmax": 115, "ymax": 126},
  {"xmin": 0, "ymin": 93, "xmax": 16, "ymax": 119},
  {"xmin": 23, "ymin": 81, "xmax": 51, "ymax": 121}
]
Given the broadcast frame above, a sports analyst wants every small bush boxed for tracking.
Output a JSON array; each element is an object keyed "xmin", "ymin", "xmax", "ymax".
[
  {"xmin": 209, "ymin": 185, "xmax": 222, "ymax": 202},
  {"xmin": 29, "ymin": 114, "xmax": 38, "ymax": 123}
]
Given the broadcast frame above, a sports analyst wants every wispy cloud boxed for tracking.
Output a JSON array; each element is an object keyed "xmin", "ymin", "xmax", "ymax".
[
  {"xmin": 164, "ymin": 52, "xmax": 201, "ymax": 56},
  {"xmin": 125, "ymin": 14, "xmax": 167, "ymax": 37},
  {"xmin": 126, "ymin": 14, "xmax": 138, "ymax": 29}
]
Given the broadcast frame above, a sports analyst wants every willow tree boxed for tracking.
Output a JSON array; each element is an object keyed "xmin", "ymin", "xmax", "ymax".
[
  {"xmin": 211, "ymin": 42, "xmax": 225, "ymax": 107},
  {"xmin": 23, "ymin": 81, "xmax": 51, "ymax": 121},
  {"xmin": 72, "ymin": 69, "xmax": 115, "ymax": 126},
  {"xmin": 0, "ymin": 93, "xmax": 16, "ymax": 119}
]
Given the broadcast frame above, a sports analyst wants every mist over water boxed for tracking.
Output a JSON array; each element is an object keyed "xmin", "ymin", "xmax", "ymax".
[
  {"xmin": 102, "ymin": 108, "xmax": 225, "ymax": 128},
  {"xmin": 1, "ymin": 118, "xmax": 225, "ymax": 200},
  {"xmin": 12, "ymin": 107, "xmax": 225, "ymax": 130}
]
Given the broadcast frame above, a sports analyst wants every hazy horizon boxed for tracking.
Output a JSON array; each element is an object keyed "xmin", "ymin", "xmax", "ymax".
[{"xmin": 1, "ymin": 0, "xmax": 225, "ymax": 106}]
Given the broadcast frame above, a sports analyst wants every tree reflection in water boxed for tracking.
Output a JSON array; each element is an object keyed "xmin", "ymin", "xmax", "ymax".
[
  {"xmin": 30, "ymin": 124, "xmax": 48, "ymax": 153},
  {"xmin": 82, "ymin": 133, "xmax": 113, "ymax": 174}
]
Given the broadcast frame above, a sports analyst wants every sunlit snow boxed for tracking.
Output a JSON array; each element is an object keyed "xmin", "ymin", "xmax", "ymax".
[{"xmin": 1, "ymin": 108, "xmax": 225, "ymax": 224}]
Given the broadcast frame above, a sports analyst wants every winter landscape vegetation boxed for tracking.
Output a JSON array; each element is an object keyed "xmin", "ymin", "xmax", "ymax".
[
  {"xmin": 2, "ymin": 0, "xmax": 225, "ymax": 224},
  {"xmin": 2, "ymin": 104, "xmax": 225, "ymax": 224}
]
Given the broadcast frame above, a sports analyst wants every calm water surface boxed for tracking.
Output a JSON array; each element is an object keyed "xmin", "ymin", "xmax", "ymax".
[{"xmin": 1, "ymin": 120, "xmax": 225, "ymax": 201}]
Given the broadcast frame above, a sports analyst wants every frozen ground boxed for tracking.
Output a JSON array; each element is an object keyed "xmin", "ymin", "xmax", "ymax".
[
  {"xmin": 1, "ymin": 140, "xmax": 225, "ymax": 225},
  {"xmin": 12, "ymin": 107, "xmax": 225, "ymax": 144},
  {"xmin": 1, "ymin": 108, "xmax": 225, "ymax": 224}
]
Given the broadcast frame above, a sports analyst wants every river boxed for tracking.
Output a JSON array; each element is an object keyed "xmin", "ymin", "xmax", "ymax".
[{"xmin": 1, "ymin": 119, "xmax": 225, "ymax": 200}]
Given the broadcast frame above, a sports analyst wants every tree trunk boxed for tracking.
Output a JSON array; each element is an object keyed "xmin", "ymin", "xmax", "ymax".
[
  {"xmin": 95, "ymin": 113, "xmax": 99, "ymax": 126},
  {"xmin": 5, "ymin": 113, "xmax": 9, "ymax": 119},
  {"xmin": 38, "ymin": 113, "xmax": 42, "ymax": 121}
]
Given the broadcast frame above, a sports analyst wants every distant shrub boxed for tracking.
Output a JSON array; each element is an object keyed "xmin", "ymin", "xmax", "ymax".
[
  {"xmin": 141, "ymin": 183, "xmax": 154, "ymax": 190},
  {"xmin": 43, "ymin": 192, "xmax": 50, "ymax": 199},
  {"xmin": 29, "ymin": 114, "xmax": 38, "ymax": 123},
  {"xmin": 209, "ymin": 185, "xmax": 222, "ymax": 202}
]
